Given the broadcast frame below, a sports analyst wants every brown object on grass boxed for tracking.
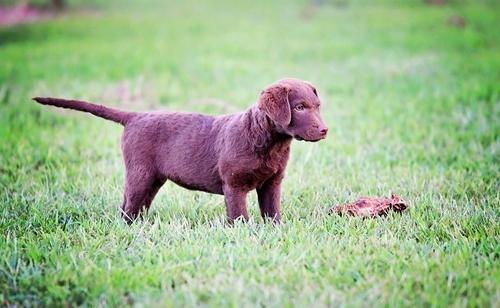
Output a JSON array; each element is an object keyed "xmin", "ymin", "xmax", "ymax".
[
  {"xmin": 447, "ymin": 15, "xmax": 466, "ymax": 28},
  {"xmin": 33, "ymin": 78, "xmax": 328, "ymax": 224},
  {"xmin": 329, "ymin": 194, "xmax": 409, "ymax": 218},
  {"xmin": 425, "ymin": 0, "xmax": 447, "ymax": 5}
]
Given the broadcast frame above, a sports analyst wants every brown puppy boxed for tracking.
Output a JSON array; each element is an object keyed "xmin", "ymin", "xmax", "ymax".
[{"xmin": 33, "ymin": 78, "xmax": 328, "ymax": 223}]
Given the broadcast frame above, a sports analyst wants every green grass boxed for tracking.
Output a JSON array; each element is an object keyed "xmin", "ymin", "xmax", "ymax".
[{"xmin": 1, "ymin": 0, "xmax": 499, "ymax": 306}]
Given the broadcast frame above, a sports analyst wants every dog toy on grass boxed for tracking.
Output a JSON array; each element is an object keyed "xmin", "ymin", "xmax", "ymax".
[{"xmin": 329, "ymin": 194, "xmax": 409, "ymax": 218}]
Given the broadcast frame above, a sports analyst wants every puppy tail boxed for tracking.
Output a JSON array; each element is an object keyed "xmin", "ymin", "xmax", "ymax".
[{"xmin": 32, "ymin": 97, "xmax": 133, "ymax": 126}]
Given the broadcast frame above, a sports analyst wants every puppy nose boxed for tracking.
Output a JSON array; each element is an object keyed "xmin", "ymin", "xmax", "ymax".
[{"xmin": 319, "ymin": 125, "xmax": 328, "ymax": 136}]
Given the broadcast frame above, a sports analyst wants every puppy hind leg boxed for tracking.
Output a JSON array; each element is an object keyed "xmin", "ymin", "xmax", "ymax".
[
  {"xmin": 144, "ymin": 178, "xmax": 166, "ymax": 210},
  {"xmin": 121, "ymin": 173, "xmax": 156, "ymax": 224},
  {"xmin": 121, "ymin": 192, "xmax": 131, "ymax": 223}
]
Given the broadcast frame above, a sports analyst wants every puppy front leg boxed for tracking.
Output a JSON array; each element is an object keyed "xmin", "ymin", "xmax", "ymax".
[
  {"xmin": 223, "ymin": 184, "xmax": 249, "ymax": 223},
  {"xmin": 257, "ymin": 178, "xmax": 282, "ymax": 223}
]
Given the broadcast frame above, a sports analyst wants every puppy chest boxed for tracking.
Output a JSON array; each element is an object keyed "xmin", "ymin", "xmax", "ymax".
[
  {"xmin": 220, "ymin": 143, "xmax": 290, "ymax": 190},
  {"xmin": 225, "ymin": 162, "xmax": 284, "ymax": 190}
]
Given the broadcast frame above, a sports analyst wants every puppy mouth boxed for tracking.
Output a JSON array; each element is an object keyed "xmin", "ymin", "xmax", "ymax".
[{"xmin": 294, "ymin": 134, "xmax": 326, "ymax": 142}]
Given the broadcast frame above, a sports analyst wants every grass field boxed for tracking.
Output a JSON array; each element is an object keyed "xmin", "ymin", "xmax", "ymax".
[{"xmin": 1, "ymin": 0, "xmax": 499, "ymax": 306}]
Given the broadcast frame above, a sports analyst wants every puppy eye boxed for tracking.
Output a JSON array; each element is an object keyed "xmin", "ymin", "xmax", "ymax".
[{"xmin": 294, "ymin": 104, "xmax": 305, "ymax": 111}]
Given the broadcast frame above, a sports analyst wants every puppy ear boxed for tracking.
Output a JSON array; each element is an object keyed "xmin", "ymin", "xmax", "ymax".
[
  {"xmin": 305, "ymin": 81, "xmax": 318, "ymax": 96},
  {"xmin": 311, "ymin": 86, "xmax": 318, "ymax": 96},
  {"xmin": 257, "ymin": 85, "xmax": 291, "ymax": 126}
]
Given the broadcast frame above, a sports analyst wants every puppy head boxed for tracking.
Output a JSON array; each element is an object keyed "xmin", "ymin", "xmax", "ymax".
[{"xmin": 257, "ymin": 78, "xmax": 328, "ymax": 142}]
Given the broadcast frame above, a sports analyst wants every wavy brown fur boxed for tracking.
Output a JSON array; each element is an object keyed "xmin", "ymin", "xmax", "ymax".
[{"xmin": 33, "ymin": 78, "xmax": 328, "ymax": 224}]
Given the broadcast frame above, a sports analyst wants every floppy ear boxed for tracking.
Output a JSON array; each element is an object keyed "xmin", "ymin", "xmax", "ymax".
[
  {"xmin": 311, "ymin": 86, "xmax": 318, "ymax": 96},
  {"xmin": 305, "ymin": 81, "xmax": 318, "ymax": 96},
  {"xmin": 257, "ymin": 85, "xmax": 291, "ymax": 126}
]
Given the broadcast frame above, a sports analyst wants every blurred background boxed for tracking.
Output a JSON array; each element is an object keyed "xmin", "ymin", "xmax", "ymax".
[
  {"xmin": 1, "ymin": 1, "xmax": 499, "ymax": 306},
  {"xmin": 1, "ymin": 0, "xmax": 499, "ymax": 199},
  {"xmin": 1, "ymin": 0, "xmax": 499, "ymax": 192}
]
